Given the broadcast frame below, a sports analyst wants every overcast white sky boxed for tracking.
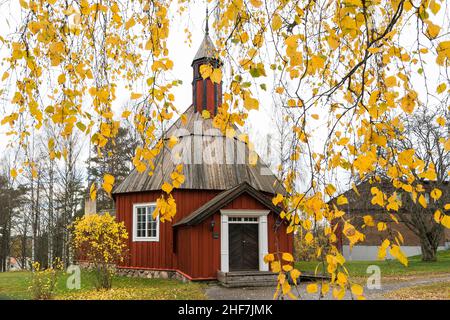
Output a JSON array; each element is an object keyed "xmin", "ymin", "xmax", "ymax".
[
  {"xmin": 0, "ymin": 1, "xmax": 447, "ymax": 194},
  {"xmin": 0, "ymin": 0, "xmax": 276, "ymax": 155}
]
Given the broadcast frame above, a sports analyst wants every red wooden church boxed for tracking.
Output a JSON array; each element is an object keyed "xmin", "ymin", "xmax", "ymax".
[{"xmin": 112, "ymin": 25, "xmax": 293, "ymax": 284}]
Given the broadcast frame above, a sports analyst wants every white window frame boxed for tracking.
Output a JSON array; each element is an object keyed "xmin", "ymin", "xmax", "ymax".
[
  {"xmin": 220, "ymin": 209, "xmax": 269, "ymax": 273},
  {"xmin": 228, "ymin": 217, "xmax": 259, "ymax": 223},
  {"xmin": 132, "ymin": 202, "xmax": 159, "ymax": 242}
]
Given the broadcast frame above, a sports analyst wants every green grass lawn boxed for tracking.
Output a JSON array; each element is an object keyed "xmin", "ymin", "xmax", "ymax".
[
  {"xmin": 0, "ymin": 270, "xmax": 206, "ymax": 300},
  {"xmin": 295, "ymin": 249, "xmax": 450, "ymax": 278}
]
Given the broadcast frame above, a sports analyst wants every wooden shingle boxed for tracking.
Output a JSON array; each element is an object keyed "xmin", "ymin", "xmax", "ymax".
[{"xmin": 113, "ymin": 106, "xmax": 285, "ymax": 195}]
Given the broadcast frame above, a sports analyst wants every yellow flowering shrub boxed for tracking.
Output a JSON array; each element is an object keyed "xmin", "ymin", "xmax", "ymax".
[
  {"xmin": 29, "ymin": 258, "xmax": 63, "ymax": 300},
  {"xmin": 72, "ymin": 213, "xmax": 128, "ymax": 289}
]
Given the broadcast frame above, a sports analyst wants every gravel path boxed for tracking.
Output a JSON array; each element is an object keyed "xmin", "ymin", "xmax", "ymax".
[
  {"xmin": 205, "ymin": 274, "xmax": 450, "ymax": 300},
  {"xmin": 365, "ymin": 274, "xmax": 450, "ymax": 300}
]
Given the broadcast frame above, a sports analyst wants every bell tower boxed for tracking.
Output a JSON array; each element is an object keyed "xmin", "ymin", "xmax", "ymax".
[{"xmin": 191, "ymin": 8, "xmax": 222, "ymax": 115}]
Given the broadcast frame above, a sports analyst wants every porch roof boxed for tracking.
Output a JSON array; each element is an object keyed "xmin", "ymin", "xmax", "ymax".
[{"xmin": 172, "ymin": 181, "xmax": 282, "ymax": 227}]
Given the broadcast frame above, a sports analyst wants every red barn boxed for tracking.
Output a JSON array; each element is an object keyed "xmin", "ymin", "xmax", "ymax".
[{"xmin": 112, "ymin": 28, "xmax": 293, "ymax": 284}]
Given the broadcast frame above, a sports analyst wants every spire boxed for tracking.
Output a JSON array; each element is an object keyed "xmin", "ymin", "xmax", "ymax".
[
  {"xmin": 192, "ymin": 5, "xmax": 216, "ymax": 62},
  {"xmin": 191, "ymin": 5, "xmax": 222, "ymax": 115},
  {"xmin": 205, "ymin": 6, "xmax": 209, "ymax": 35}
]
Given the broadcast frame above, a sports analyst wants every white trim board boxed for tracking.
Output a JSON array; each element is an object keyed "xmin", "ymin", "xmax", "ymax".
[{"xmin": 220, "ymin": 209, "xmax": 270, "ymax": 273}]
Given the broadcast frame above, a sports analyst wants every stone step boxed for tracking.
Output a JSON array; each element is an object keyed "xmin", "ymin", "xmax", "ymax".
[
  {"xmin": 218, "ymin": 270, "xmax": 278, "ymax": 287},
  {"xmin": 217, "ymin": 270, "xmax": 330, "ymax": 288}
]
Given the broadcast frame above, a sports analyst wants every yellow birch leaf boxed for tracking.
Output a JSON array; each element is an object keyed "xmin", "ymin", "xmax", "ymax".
[
  {"xmin": 429, "ymin": 0, "xmax": 441, "ymax": 15},
  {"xmin": 325, "ymin": 184, "xmax": 336, "ymax": 196},
  {"xmin": 442, "ymin": 215, "xmax": 450, "ymax": 228},
  {"xmin": 271, "ymin": 261, "xmax": 281, "ymax": 273},
  {"xmin": 337, "ymin": 195, "xmax": 348, "ymax": 205},
  {"xmin": 363, "ymin": 215, "xmax": 375, "ymax": 227},
  {"xmin": 286, "ymin": 225, "xmax": 294, "ymax": 234},
  {"xmin": 250, "ymin": 0, "xmax": 262, "ymax": 7},
  {"xmin": 199, "ymin": 64, "xmax": 212, "ymax": 79},
  {"xmin": 102, "ymin": 174, "xmax": 115, "ymax": 194},
  {"xmin": 210, "ymin": 68, "xmax": 222, "ymax": 84},
  {"xmin": 434, "ymin": 210, "xmax": 442, "ymax": 223},
  {"xmin": 418, "ymin": 194, "xmax": 428, "ymax": 208},
  {"xmin": 305, "ymin": 232, "xmax": 314, "ymax": 244},
  {"xmin": 321, "ymin": 283, "xmax": 329, "ymax": 295},
  {"xmin": 436, "ymin": 116, "xmax": 446, "ymax": 126},
  {"xmin": 272, "ymin": 193, "xmax": 284, "ymax": 205},
  {"xmin": 282, "ymin": 280, "xmax": 291, "ymax": 294},
  {"xmin": 58, "ymin": 74, "xmax": 66, "ymax": 84},
  {"xmin": 332, "ymin": 287, "xmax": 345, "ymax": 300},
  {"xmin": 352, "ymin": 183, "xmax": 360, "ymax": 196},
  {"xmin": 104, "ymin": 174, "xmax": 115, "ymax": 185},
  {"xmin": 90, "ymin": 183, "xmax": 97, "ymax": 200},
  {"xmin": 271, "ymin": 14, "xmax": 282, "ymax": 31},
  {"xmin": 426, "ymin": 21, "xmax": 441, "ymax": 39},
  {"xmin": 351, "ymin": 284, "xmax": 363, "ymax": 296},
  {"xmin": 168, "ymin": 135, "xmax": 178, "ymax": 148},
  {"xmin": 102, "ymin": 182, "xmax": 113, "ymax": 194},
  {"xmin": 436, "ymin": 83, "xmax": 447, "ymax": 94},
  {"xmin": 430, "ymin": 188, "xmax": 442, "ymax": 200},
  {"xmin": 19, "ymin": 0, "xmax": 28, "ymax": 9},
  {"xmin": 282, "ymin": 264, "xmax": 293, "ymax": 272},
  {"xmin": 327, "ymin": 36, "xmax": 339, "ymax": 50},
  {"xmin": 130, "ymin": 93, "xmax": 142, "ymax": 100},
  {"xmin": 125, "ymin": 17, "xmax": 136, "ymax": 30},
  {"xmin": 264, "ymin": 253, "xmax": 274, "ymax": 263},
  {"xmin": 290, "ymin": 269, "xmax": 301, "ymax": 285},
  {"xmin": 337, "ymin": 272, "xmax": 347, "ymax": 286},
  {"xmin": 31, "ymin": 167, "xmax": 38, "ymax": 179},
  {"xmin": 243, "ymin": 95, "xmax": 259, "ymax": 110},
  {"xmin": 390, "ymin": 245, "xmax": 408, "ymax": 266},
  {"xmin": 306, "ymin": 283, "xmax": 318, "ymax": 294},
  {"xmin": 445, "ymin": 139, "xmax": 450, "ymax": 151},
  {"xmin": 400, "ymin": 91, "xmax": 417, "ymax": 114},
  {"xmin": 377, "ymin": 222, "xmax": 387, "ymax": 231},
  {"xmin": 385, "ymin": 76, "xmax": 397, "ymax": 87},
  {"xmin": 201, "ymin": 109, "xmax": 210, "ymax": 119},
  {"xmin": 162, "ymin": 182, "xmax": 173, "ymax": 194},
  {"xmin": 282, "ymin": 252, "xmax": 294, "ymax": 262}
]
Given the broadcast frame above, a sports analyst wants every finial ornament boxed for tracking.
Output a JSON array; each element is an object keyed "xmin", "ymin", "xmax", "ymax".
[{"xmin": 205, "ymin": 6, "xmax": 209, "ymax": 35}]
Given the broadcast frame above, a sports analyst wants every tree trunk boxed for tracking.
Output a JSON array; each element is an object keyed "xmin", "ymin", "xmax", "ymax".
[
  {"xmin": 48, "ymin": 159, "xmax": 54, "ymax": 267},
  {"xmin": 21, "ymin": 215, "xmax": 28, "ymax": 269},
  {"xmin": 420, "ymin": 236, "xmax": 438, "ymax": 262},
  {"xmin": 30, "ymin": 177, "xmax": 35, "ymax": 263}
]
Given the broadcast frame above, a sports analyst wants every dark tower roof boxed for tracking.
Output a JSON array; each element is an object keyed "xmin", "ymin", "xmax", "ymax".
[{"xmin": 192, "ymin": 34, "xmax": 216, "ymax": 61}]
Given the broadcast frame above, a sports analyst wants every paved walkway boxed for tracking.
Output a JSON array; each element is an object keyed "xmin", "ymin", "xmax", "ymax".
[{"xmin": 206, "ymin": 274, "xmax": 450, "ymax": 300}]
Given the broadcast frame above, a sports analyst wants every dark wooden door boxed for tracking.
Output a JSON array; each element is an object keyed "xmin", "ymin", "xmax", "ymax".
[{"xmin": 229, "ymin": 224, "xmax": 259, "ymax": 271}]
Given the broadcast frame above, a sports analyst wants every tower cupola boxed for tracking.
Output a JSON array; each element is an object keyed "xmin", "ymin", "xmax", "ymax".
[{"xmin": 191, "ymin": 8, "xmax": 222, "ymax": 115}]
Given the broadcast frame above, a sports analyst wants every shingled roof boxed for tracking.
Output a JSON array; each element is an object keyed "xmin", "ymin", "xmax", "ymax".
[
  {"xmin": 173, "ymin": 181, "xmax": 282, "ymax": 227},
  {"xmin": 113, "ymin": 106, "xmax": 285, "ymax": 195},
  {"xmin": 193, "ymin": 33, "xmax": 216, "ymax": 61}
]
